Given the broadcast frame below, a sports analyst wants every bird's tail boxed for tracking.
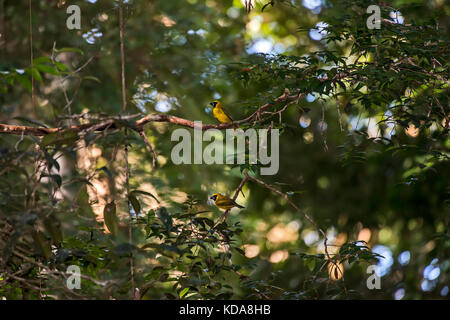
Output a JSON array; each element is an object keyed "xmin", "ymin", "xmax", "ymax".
[{"xmin": 235, "ymin": 203, "xmax": 245, "ymax": 209}]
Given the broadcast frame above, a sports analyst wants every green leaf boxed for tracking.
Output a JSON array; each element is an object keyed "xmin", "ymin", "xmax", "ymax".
[
  {"xmin": 141, "ymin": 243, "xmax": 182, "ymax": 256},
  {"xmin": 27, "ymin": 67, "xmax": 42, "ymax": 83},
  {"xmin": 130, "ymin": 190, "xmax": 160, "ymax": 203},
  {"xmin": 41, "ymin": 131, "xmax": 78, "ymax": 147},
  {"xmin": 97, "ymin": 166, "xmax": 113, "ymax": 179},
  {"xmin": 114, "ymin": 243, "xmax": 136, "ymax": 256},
  {"xmin": 55, "ymin": 47, "xmax": 84, "ymax": 55},
  {"xmin": 179, "ymin": 287, "xmax": 189, "ymax": 299},
  {"xmin": 17, "ymin": 75, "xmax": 32, "ymax": 92},
  {"xmin": 82, "ymin": 76, "xmax": 101, "ymax": 83},
  {"xmin": 2, "ymin": 231, "xmax": 21, "ymax": 264},
  {"xmin": 156, "ymin": 207, "xmax": 173, "ymax": 232},
  {"xmin": 104, "ymin": 202, "xmax": 118, "ymax": 236},
  {"xmin": 55, "ymin": 62, "xmax": 68, "ymax": 71},
  {"xmin": 44, "ymin": 216, "xmax": 63, "ymax": 246},
  {"xmin": 44, "ymin": 152, "xmax": 60, "ymax": 172},
  {"xmin": 33, "ymin": 57, "xmax": 52, "ymax": 64},
  {"xmin": 305, "ymin": 259, "xmax": 316, "ymax": 271},
  {"xmin": 36, "ymin": 64, "xmax": 60, "ymax": 75},
  {"xmin": 234, "ymin": 247, "xmax": 246, "ymax": 256},
  {"xmin": 42, "ymin": 174, "xmax": 62, "ymax": 188},
  {"xmin": 31, "ymin": 230, "xmax": 51, "ymax": 260},
  {"xmin": 13, "ymin": 116, "xmax": 49, "ymax": 128},
  {"xmin": 129, "ymin": 194, "xmax": 141, "ymax": 215}
]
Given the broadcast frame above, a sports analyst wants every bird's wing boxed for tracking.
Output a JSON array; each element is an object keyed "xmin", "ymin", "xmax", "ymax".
[
  {"xmin": 221, "ymin": 107, "xmax": 234, "ymax": 122},
  {"xmin": 215, "ymin": 198, "xmax": 233, "ymax": 206},
  {"xmin": 216, "ymin": 197, "xmax": 244, "ymax": 209},
  {"xmin": 231, "ymin": 200, "xmax": 244, "ymax": 208}
]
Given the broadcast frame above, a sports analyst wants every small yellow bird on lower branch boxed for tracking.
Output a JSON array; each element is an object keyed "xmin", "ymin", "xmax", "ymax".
[{"xmin": 210, "ymin": 193, "xmax": 244, "ymax": 210}]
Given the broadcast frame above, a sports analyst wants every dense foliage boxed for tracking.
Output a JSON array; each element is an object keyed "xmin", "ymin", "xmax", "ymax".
[{"xmin": 0, "ymin": 0, "xmax": 448, "ymax": 299}]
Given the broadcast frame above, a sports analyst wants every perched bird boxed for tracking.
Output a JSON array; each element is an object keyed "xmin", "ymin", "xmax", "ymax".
[
  {"xmin": 210, "ymin": 100, "xmax": 233, "ymax": 124},
  {"xmin": 210, "ymin": 193, "xmax": 244, "ymax": 210}
]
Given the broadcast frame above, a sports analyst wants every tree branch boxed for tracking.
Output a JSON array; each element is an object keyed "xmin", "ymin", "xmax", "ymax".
[
  {"xmin": 211, "ymin": 169, "xmax": 330, "ymax": 260},
  {"xmin": 0, "ymin": 90, "xmax": 300, "ymax": 137},
  {"xmin": 138, "ymin": 129, "xmax": 157, "ymax": 170},
  {"xmin": 214, "ymin": 174, "xmax": 249, "ymax": 226},
  {"xmin": 243, "ymin": 171, "xmax": 330, "ymax": 260}
]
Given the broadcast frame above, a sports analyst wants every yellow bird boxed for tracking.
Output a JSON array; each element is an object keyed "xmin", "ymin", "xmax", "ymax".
[
  {"xmin": 210, "ymin": 193, "xmax": 244, "ymax": 210},
  {"xmin": 210, "ymin": 101, "xmax": 233, "ymax": 124}
]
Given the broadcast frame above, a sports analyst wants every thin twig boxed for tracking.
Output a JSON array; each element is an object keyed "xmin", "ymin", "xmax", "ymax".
[
  {"xmin": 214, "ymin": 174, "xmax": 249, "ymax": 226},
  {"xmin": 138, "ymin": 130, "xmax": 157, "ymax": 170},
  {"xmin": 320, "ymin": 102, "xmax": 329, "ymax": 152},
  {"xmin": 118, "ymin": 0, "xmax": 135, "ymax": 300},
  {"xmin": 52, "ymin": 42, "xmax": 73, "ymax": 126},
  {"xmin": 12, "ymin": 249, "xmax": 108, "ymax": 286},
  {"xmin": 29, "ymin": 0, "xmax": 34, "ymax": 116},
  {"xmin": 61, "ymin": 56, "xmax": 96, "ymax": 82},
  {"xmin": 243, "ymin": 171, "xmax": 330, "ymax": 260},
  {"xmin": 119, "ymin": 0, "xmax": 127, "ymax": 113}
]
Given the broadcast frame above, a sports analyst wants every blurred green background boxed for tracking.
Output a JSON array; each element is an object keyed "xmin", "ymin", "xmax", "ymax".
[{"xmin": 0, "ymin": 0, "xmax": 448, "ymax": 299}]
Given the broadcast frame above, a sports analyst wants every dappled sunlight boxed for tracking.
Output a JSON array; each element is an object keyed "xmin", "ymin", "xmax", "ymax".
[
  {"xmin": 269, "ymin": 250, "xmax": 289, "ymax": 263},
  {"xmin": 357, "ymin": 228, "xmax": 371, "ymax": 244},
  {"xmin": 373, "ymin": 245, "xmax": 393, "ymax": 277},
  {"xmin": 0, "ymin": 0, "xmax": 447, "ymax": 301},
  {"xmin": 243, "ymin": 244, "xmax": 260, "ymax": 258},
  {"xmin": 328, "ymin": 261, "xmax": 344, "ymax": 281},
  {"xmin": 301, "ymin": 229, "xmax": 319, "ymax": 246},
  {"xmin": 169, "ymin": 190, "xmax": 188, "ymax": 204},
  {"xmin": 138, "ymin": 183, "xmax": 162, "ymax": 210},
  {"xmin": 76, "ymin": 141, "xmax": 111, "ymax": 230},
  {"xmin": 405, "ymin": 124, "xmax": 419, "ymax": 138},
  {"xmin": 267, "ymin": 223, "xmax": 299, "ymax": 244},
  {"xmin": 157, "ymin": 15, "xmax": 176, "ymax": 27}
]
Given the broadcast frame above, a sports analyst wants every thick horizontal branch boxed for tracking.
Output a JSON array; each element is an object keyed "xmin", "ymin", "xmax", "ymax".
[{"xmin": 0, "ymin": 90, "xmax": 300, "ymax": 137}]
